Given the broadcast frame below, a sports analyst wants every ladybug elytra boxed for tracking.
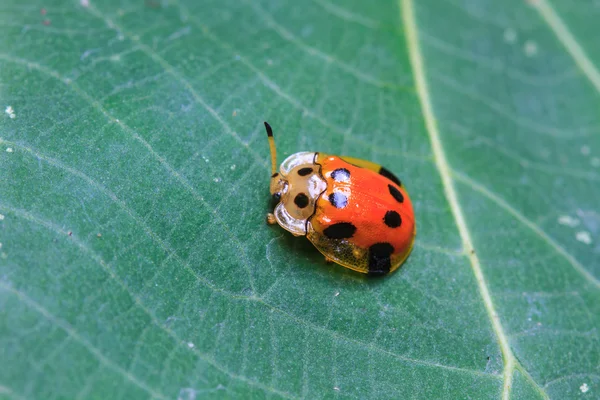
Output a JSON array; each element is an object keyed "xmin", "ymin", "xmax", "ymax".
[{"xmin": 264, "ymin": 122, "xmax": 415, "ymax": 275}]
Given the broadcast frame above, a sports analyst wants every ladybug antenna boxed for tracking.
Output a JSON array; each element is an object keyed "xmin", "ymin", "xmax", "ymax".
[{"xmin": 264, "ymin": 121, "xmax": 278, "ymax": 176}]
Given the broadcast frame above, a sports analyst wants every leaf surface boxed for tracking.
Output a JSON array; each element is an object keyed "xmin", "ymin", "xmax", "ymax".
[{"xmin": 1, "ymin": 0, "xmax": 599, "ymax": 399}]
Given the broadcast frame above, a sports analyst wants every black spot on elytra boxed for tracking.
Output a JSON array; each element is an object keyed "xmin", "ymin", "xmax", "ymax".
[
  {"xmin": 271, "ymin": 172, "xmax": 279, "ymax": 178},
  {"xmin": 328, "ymin": 192, "xmax": 348, "ymax": 209},
  {"xmin": 388, "ymin": 184, "xmax": 404, "ymax": 203},
  {"xmin": 294, "ymin": 193, "xmax": 309, "ymax": 208},
  {"xmin": 323, "ymin": 222, "xmax": 356, "ymax": 239},
  {"xmin": 297, "ymin": 167, "xmax": 313, "ymax": 176},
  {"xmin": 380, "ymin": 167, "xmax": 401, "ymax": 186},
  {"xmin": 384, "ymin": 210, "xmax": 402, "ymax": 228},
  {"xmin": 368, "ymin": 242, "xmax": 394, "ymax": 275},
  {"xmin": 331, "ymin": 168, "xmax": 350, "ymax": 182}
]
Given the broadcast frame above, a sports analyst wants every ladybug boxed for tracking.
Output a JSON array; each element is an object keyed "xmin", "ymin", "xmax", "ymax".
[{"xmin": 264, "ymin": 122, "xmax": 415, "ymax": 275}]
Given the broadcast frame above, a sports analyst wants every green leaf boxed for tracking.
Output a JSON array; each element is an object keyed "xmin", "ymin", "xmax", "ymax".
[{"xmin": 1, "ymin": 0, "xmax": 599, "ymax": 398}]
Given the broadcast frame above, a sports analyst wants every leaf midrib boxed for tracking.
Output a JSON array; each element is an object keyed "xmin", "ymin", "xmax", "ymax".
[
  {"xmin": 400, "ymin": 0, "xmax": 546, "ymax": 399},
  {"xmin": 403, "ymin": 0, "xmax": 600, "ymax": 398}
]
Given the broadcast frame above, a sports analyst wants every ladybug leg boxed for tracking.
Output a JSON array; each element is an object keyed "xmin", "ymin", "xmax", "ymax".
[
  {"xmin": 324, "ymin": 256, "xmax": 334, "ymax": 264},
  {"xmin": 266, "ymin": 213, "xmax": 277, "ymax": 225}
]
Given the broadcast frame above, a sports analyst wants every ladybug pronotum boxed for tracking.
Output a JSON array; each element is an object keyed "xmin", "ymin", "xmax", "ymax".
[{"xmin": 264, "ymin": 122, "xmax": 416, "ymax": 275}]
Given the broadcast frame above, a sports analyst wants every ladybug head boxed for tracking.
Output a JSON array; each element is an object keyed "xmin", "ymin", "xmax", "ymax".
[
  {"xmin": 269, "ymin": 172, "xmax": 286, "ymax": 207},
  {"xmin": 264, "ymin": 122, "xmax": 325, "ymax": 236}
]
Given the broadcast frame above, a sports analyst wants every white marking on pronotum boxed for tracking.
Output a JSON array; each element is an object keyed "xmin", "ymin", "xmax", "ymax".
[
  {"xmin": 5, "ymin": 106, "xmax": 15, "ymax": 119},
  {"xmin": 576, "ymin": 231, "xmax": 592, "ymax": 245},
  {"xmin": 580, "ymin": 383, "xmax": 589, "ymax": 393},
  {"xmin": 558, "ymin": 215, "xmax": 580, "ymax": 227}
]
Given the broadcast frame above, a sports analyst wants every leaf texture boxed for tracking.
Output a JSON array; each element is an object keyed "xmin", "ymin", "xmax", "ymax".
[{"xmin": 0, "ymin": 0, "xmax": 599, "ymax": 399}]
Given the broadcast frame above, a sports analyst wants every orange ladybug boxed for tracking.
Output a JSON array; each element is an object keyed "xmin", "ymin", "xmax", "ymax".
[{"xmin": 264, "ymin": 122, "xmax": 416, "ymax": 275}]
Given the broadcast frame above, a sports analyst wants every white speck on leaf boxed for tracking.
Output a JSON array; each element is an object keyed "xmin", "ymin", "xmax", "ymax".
[
  {"xmin": 0, "ymin": 214, "xmax": 5, "ymax": 221},
  {"xmin": 110, "ymin": 54, "xmax": 120, "ymax": 62},
  {"xmin": 178, "ymin": 388, "xmax": 197, "ymax": 400},
  {"xmin": 80, "ymin": 49, "xmax": 98, "ymax": 61},
  {"xmin": 333, "ymin": 387, "xmax": 340, "ymax": 391},
  {"xmin": 503, "ymin": 28, "xmax": 517, "ymax": 43},
  {"xmin": 168, "ymin": 26, "xmax": 191, "ymax": 41},
  {"xmin": 334, "ymin": 292, "xmax": 340, "ymax": 297},
  {"xmin": 576, "ymin": 231, "xmax": 592, "ymax": 245},
  {"xmin": 6, "ymin": 147, "xmax": 14, "ymax": 153},
  {"xmin": 214, "ymin": 178, "xmax": 221, "ymax": 183},
  {"xmin": 558, "ymin": 215, "xmax": 580, "ymax": 227},
  {"xmin": 581, "ymin": 145, "xmax": 591, "ymax": 155},
  {"xmin": 5, "ymin": 106, "xmax": 15, "ymax": 119},
  {"xmin": 187, "ymin": 342, "xmax": 194, "ymax": 348},
  {"xmin": 580, "ymin": 383, "xmax": 589, "ymax": 393},
  {"xmin": 230, "ymin": 164, "xmax": 236, "ymax": 170},
  {"xmin": 524, "ymin": 40, "xmax": 538, "ymax": 56}
]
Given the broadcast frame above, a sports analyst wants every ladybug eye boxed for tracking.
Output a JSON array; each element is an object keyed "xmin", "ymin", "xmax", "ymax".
[{"xmin": 271, "ymin": 193, "xmax": 282, "ymax": 204}]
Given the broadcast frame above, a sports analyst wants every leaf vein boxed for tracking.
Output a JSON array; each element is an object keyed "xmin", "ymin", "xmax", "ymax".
[
  {"xmin": 451, "ymin": 170, "xmax": 600, "ymax": 288},
  {"xmin": 0, "ymin": 282, "xmax": 170, "ymax": 400}
]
